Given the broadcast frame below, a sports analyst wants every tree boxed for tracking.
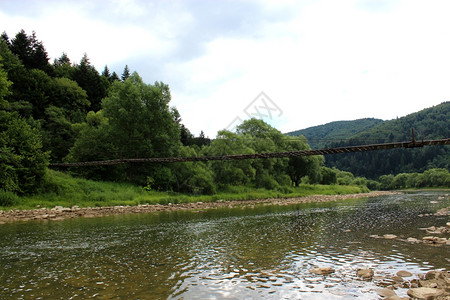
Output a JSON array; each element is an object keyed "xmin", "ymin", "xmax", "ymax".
[
  {"xmin": 53, "ymin": 52, "xmax": 75, "ymax": 78},
  {"xmin": 9, "ymin": 30, "xmax": 50, "ymax": 72},
  {"xmin": 0, "ymin": 111, "xmax": 49, "ymax": 194},
  {"xmin": 70, "ymin": 73, "xmax": 181, "ymax": 185},
  {"xmin": 110, "ymin": 71, "xmax": 120, "ymax": 82},
  {"xmin": 73, "ymin": 54, "xmax": 107, "ymax": 111},
  {"xmin": 121, "ymin": 65, "xmax": 130, "ymax": 81},
  {"xmin": 203, "ymin": 130, "xmax": 256, "ymax": 186},
  {"xmin": 0, "ymin": 55, "xmax": 11, "ymax": 108},
  {"xmin": 0, "ymin": 31, "xmax": 11, "ymax": 47},
  {"xmin": 102, "ymin": 65, "xmax": 111, "ymax": 78}
]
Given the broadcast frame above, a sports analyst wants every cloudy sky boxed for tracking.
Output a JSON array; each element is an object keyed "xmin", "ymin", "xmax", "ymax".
[{"xmin": 1, "ymin": 0, "xmax": 450, "ymax": 137}]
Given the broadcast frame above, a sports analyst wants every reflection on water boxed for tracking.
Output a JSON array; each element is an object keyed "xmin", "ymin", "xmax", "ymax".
[{"xmin": 0, "ymin": 192, "xmax": 448, "ymax": 299}]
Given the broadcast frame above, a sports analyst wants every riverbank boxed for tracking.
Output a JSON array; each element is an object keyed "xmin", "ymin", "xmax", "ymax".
[{"xmin": 0, "ymin": 191, "xmax": 398, "ymax": 223}]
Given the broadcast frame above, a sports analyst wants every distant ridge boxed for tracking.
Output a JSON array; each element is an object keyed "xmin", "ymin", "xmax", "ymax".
[
  {"xmin": 286, "ymin": 118, "xmax": 384, "ymax": 149},
  {"xmin": 307, "ymin": 101, "xmax": 449, "ymax": 178}
]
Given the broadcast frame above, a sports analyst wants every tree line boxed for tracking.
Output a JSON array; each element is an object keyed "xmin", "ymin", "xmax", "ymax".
[
  {"xmin": 1, "ymin": 30, "xmax": 448, "ymax": 197},
  {"xmin": 323, "ymin": 102, "xmax": 449, "ymax": 178},
  {"xmin": 0, "ymin": 30, "xmax": 330, "ymax": 195}
]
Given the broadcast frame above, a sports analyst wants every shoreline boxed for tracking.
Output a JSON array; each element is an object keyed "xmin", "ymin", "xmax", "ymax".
[{"xmin": 0, "ymin": 191, "xmax": 399, "ymax": 223}]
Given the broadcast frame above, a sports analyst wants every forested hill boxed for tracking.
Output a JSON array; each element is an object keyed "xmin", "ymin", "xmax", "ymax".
[
  {"xmin": 286, "ymin": 118, "xmax": 383, "ymax": 149},
  {"xmin": 322, "ymin": 102, "xmax": 450, "ymax": 178}
]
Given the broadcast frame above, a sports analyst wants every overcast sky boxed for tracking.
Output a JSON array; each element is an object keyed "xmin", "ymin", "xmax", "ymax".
[{"xmin": 1, "ymin": 0, "xmax": 450, "ymax": 137}]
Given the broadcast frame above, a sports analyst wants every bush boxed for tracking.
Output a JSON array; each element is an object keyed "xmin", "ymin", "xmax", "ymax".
[{"xmin": 0, "ymin": 189, "xmax": 19, "ymax": 206}]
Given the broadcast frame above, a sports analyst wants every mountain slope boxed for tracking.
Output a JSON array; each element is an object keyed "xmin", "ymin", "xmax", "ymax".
[
  {"xmin": 323, "ymin": 101, "xmax": 450, "ymax": 178},
  {"xmin": 286, "ymin": 118, "xmax": 384, "ymax": 149}
]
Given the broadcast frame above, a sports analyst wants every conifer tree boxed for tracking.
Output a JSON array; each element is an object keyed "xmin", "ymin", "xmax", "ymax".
[
  {"xmin": 121, "ymin": 65, "xmax": 130, "ymax": 81},
  {"xmin": 102, "ymin": 65, "xmax": 111, "ymax": 78}
]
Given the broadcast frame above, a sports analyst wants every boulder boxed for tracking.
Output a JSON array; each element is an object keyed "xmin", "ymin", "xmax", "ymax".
[
  {"xmin": 310, "ymin": 267, "xmax": 335, "ymax": 275},
  {"xmin": 357, "ymin": 269, "xmax": 374, "ymax": 280},
  {"xmin": 397, "ymin": 270, "xmax": 413, "ymax": 277},
  {"xmin": 407, "ymin": 287, "xmax": 444, "ymax": 299},
  {"xmin": 376, "ymin": 288, "xmax": 397, "ymax": 298}
]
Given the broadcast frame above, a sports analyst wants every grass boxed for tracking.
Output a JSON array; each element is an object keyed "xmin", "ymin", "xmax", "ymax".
[{"xmin": 1, "ymin": 170, "xmax": 370, "ymax": 210}]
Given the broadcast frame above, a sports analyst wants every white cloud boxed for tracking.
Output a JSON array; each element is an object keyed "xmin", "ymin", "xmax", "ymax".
[{"xmin": 1, "ymin": 0, "xmax": 450, "ymax": 138}]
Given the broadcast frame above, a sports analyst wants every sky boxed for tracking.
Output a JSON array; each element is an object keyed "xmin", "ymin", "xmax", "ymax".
[{"xmin": 1, "ymin": 0, "xmax": 450, "ymax": 138}]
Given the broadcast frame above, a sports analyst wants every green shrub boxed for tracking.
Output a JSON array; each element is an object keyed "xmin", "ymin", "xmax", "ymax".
[{"xmin": 0, "ymin": 189, "xmax": 19, "ymax": 206}]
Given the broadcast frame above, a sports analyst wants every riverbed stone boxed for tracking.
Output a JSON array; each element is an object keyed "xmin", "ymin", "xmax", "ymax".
[
  {"xmin": 383, "ymin": 234, "xmax": 398, "ymax": 239},
  {"xmin": 377, "ymin": 287, "xmax": 397, "ymax": 298},
  {"xmin": 397, "ymin": 270, "xmax": 413, "ymax": 277},
  {"xmin": 357, "ymin": 269, "xmax": 374, "ymax": 280},
  {"xmin": 407, "ymin": 287, "xmax": 445, "ymax": 299},
  {"xmin": 310, "ymin": 267, "xmax": 335, "ymax": 275},
  {"xmin": 406, "ymin": 237, "xmax": 421, "ymax": 243}
]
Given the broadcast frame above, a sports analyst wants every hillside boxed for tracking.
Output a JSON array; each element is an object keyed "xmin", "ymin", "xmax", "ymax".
[
  {"xmin": 286, "ymin": 118, "xmax": 384, "ymax": 149},
  {"xmin": 323, "ymin": 102, "xmax": 450, "ymax": 178}
]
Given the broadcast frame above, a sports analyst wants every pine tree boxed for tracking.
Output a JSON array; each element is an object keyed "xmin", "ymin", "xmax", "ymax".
[
  {"xmin": 121, "ymin": 65, "xmax": 130, "ymax": 81},
  {"xmin": 0, "ymin": 31, "xmax": 11, "ymax": 47},
  {"xmin": 54, "ymin": 52, "xmax": 71, "ymax": 66},
  {"xmin": 110, "ymin": 71, "xmax": 120, "ymax": 82},
  {"xmin": 102, "ymin": 65, "xmax": 111, "ymax": 78}
]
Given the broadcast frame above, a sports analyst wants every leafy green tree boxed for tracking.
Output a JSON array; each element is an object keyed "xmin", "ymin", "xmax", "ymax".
[
  {"xmin": 0, "ymin": 55, "xmax": 11, "ymax": 108},
  {"xmin": 284, "ymin": 135, "xmax": 323, "ymax": 185},
  {"xmin": 0, "ymin": 111, "xmax": 49, "ymax": 194},
  {"xmin": 70, "ymin": 73, "xmax": 181, "ymax": 185},
  {"xmin": 53, "ymin": 52, "xmax": 75, "ymax": 79},
  {"xmin": 320, "ymin": 167, "xmax": 337, "ymax": 185},
  {"xmin": 203, "ymin": 130, "xmax": 256, "ymax": 186},
  {"xmin": 169, "ymin": 146, "xmax": 216, "ymax": 194}
]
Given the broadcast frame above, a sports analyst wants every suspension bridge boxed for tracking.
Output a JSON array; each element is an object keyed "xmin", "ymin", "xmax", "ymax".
[{"xmin": 49, "ymin": 132, "xmax": 450, "ymax": 168}]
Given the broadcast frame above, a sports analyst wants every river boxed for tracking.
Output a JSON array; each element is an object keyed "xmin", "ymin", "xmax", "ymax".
[{"xmin": 0, "ymin": 191, "xmax": 449, "ymax": 299}]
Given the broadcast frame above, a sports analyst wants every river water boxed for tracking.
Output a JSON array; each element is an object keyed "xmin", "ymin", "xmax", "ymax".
[{"xmin": 0, "ymin": 192, "xmax": 449, "ymax": 299}]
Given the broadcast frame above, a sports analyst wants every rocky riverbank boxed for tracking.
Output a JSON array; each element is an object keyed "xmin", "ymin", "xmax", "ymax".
[
  {"xmin": 310, "ymin": 267, "xmax": 450, "ymax": 299},
  {"xmin": 0, "ymin": 191, "xmax": 398, "ymax": 223}
]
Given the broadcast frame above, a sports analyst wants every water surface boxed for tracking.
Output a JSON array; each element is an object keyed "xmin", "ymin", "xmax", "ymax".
[{"xmin": 0, "ymin": 191, "xmax": 449, "ymax": 299}]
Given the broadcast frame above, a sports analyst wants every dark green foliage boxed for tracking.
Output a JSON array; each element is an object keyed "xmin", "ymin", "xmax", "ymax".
[
  {"xmin": 320, "ymin": 167, "xmax": 337, "ymax": 185},
  {"xmin": 0, "ymin": 189, "xmax": 19, "ymax": 206},
  {"xmin": 203, "ymin": 119, "xmax": 324, "ymax": 189},
  {"xmin": 68, "ymin": 73, "xmax": 182, "ymax": 186},
  {"xmin": 73, "ymin": 54, "xmax": 107, "ymax": 111},
  {"xmin": 307, "ymin": 102, "xmax": 450, "ymax": 178},
  {"xmin": 1, "ymin": 29, "xmax": 395, "ymax": 198},
  {"xmin": 121, "ymin": 65, "xmax": 130, "ymax": 81},
  {"xmin": 0, "ymin": 111, "xmax": 49, "ymax": 194},
  {"xmin": 110, "ymin": 71, "xmax": 120, "ymax": 82},
  {"xmin": 9, "ymin": 30, "xmax": 51, "ymax": 73},
  {"xmin": 287, "ymin": 118, "xmax": 383, "ymax": 149},
  {"xmin": 376, "ymin": 169, "xmax": 450, "ymax": 190},
  {"xmin": 53, "ymin": 52, "xmax": 75, "ymax": 79}
]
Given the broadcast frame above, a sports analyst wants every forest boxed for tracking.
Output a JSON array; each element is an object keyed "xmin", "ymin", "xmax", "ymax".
[{"xmin": 0, "ymin": 30, "xmax": 449, "ymax": 202}]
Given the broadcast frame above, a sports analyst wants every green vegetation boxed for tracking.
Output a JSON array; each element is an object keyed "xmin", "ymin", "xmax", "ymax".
[
  {"xmin": 374, "ymin": 168, "xmax": 450, "ymax": 190},
  {"xmin": 1, "ymin": 170, "xmax": 368, "ymax": 210},
  {"xmin": 1, "ymin": 29, "xmax": 448, "ymax": 210},
  {"xmin": 291, "ymin": 102, "xmax": 449, "ymax": 179},
  {"xmin": 287, "ymin": 118, "xmax": 383, "ymax": 149}
]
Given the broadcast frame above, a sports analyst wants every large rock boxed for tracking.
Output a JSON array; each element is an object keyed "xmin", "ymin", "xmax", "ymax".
[
  {"xmin": 357, "ymin": 269, "xmax": 374, "ymax": 280},
  {"xmin": 397, "ymin": 270, "xmax": 413, "ymax": 277},
  {"xmin": 310, "ymin": 267, "xmax": 335, "ymax": 275},
  {"xmin": 376, "ymin": 288, "xmax": 397, "ymax": 298},
  {"xmin": 407, "ymin": 287, "xmax": 444, "ymax": 299}
]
